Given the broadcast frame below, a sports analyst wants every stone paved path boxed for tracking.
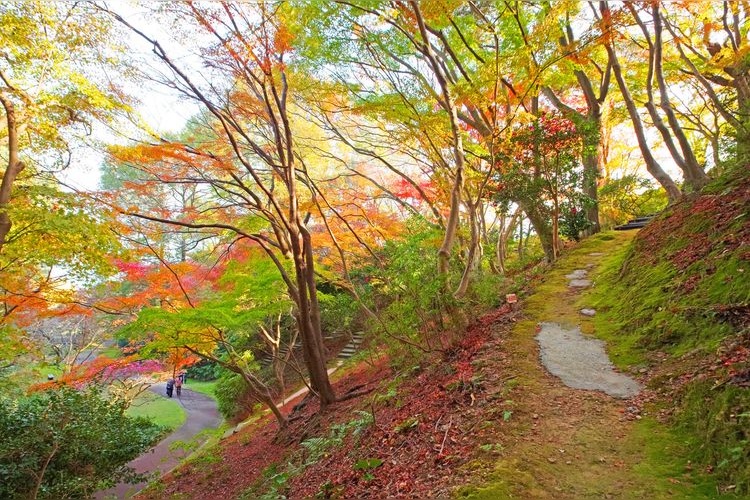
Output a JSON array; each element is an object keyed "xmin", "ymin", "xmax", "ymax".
[{"xmin": 536, "ymin": 266, "xmax": 641, "ymax": 399}]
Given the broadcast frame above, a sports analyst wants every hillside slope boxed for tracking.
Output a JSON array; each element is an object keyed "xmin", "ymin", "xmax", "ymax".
[
  {"xmin": 136, "ymin": 168, "xmax": 748, "ymax": 499},
  {"xmin": 591, "ymin": 165, "xmax": 750, "ymax": 494}
]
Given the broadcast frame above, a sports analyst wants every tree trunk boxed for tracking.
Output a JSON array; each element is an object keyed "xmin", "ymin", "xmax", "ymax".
[
  {"xmin": 454, "ymin": 199, "xmax": 480, "ymax": 298},
  {"xmin": 290, "ymin": 224, "xmax": 336, "ymax": 408},
  {"xmin": 0, "ymin": 94, "xmax": 25, "ymax": 254},
  {"xmin": 581, "ymin": 130, "xmax": 601, "ymax": 234},
  {"xmin": 407, "ymin": 1, "xmax": 465, "ymax": 276},
  {"xmin": 600, "ymin": 8, "xmax": 682, "ymax": 203},
  {"xmin": 650, "ymin": 3, "xmax": 708, "ymax": 192},
  {"xmin": 240, "ymin": 371, "xmax": 287, "ymax": 429},
  {"xmin": 522, "ymin": 202, "xmax": 555, "ymax": 262},
  {"xmin": 494, "ymin": 209, "xmax": 520, "ymax": 274}
]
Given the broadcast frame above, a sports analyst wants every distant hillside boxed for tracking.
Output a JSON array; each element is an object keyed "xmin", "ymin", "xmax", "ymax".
[{"xmin": 593, "ymin": 165, "xmax": 750, "ymax": 493}]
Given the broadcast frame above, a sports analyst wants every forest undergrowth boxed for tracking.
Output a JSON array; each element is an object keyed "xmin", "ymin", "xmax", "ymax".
[{"xmin": 139, "ymin": 168, "xmax": 748, "ymax": 499}]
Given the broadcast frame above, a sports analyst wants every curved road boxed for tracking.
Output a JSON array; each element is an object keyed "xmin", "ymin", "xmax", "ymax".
[{"xmin": 97, "ymin": 384, "xmax": 222, "ymax": 499}]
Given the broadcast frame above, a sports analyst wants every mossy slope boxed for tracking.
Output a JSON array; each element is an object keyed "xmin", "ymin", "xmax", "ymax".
[{"xmin": 591, "ymin": 166, "xmax": 750, "ymax": 494}]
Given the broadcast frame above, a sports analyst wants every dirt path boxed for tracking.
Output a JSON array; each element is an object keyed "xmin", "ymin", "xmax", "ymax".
[
  {"xmin": 460, "ymin": 232, "xmax": 701, "ymax": 498},
  {"xmin": 97, "ymin": 385, "xmax": 221, "ymax": 499}
]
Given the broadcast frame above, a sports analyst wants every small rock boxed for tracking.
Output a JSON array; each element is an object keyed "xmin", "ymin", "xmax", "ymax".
[
  {"xmin": 639, "ymin": 368, "xmax": 648, "ymax": 374},
  {"xmin": 565, "ymin": 269, "xmax": 588, "ymax": 280},
  {"xmin": 580, "ymin": 308, "xmax": 596, "ymax": 316},
  {"xmin": 566, "ymin": 460, "xmax": 572, "ymax": 465},
  {"xmin": 568, "ymin": 279, "xmax": 592, "ymax": 288},
  {"xmin": 547, "ymin": 457, "xmax": 557, "ymax": 463},
  {"xmin": 532, "ymin": 413, "xmax": 539, "ymax": 419}
]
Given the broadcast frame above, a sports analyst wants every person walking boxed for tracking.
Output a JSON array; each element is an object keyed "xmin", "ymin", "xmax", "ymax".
[
  {"xmin": 175, "ymin": 374, "xmax": 182, "ymax": 397},
  {"xmin": 166, "ymin": 378, "xmax": 174, "ymax": 398}
]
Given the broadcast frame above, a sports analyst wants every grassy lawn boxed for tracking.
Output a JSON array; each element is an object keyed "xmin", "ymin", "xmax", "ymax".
[
  {"xmin": 184, "ymin": 380, "xmax": 217, "ymax": 400},
  {"xmin": 100, "ymin": 345, "xmax": 123, "ymax": 358},
  {"xmin": 127, "ymin": 390, "xmax": 186, "ymax": 431}
]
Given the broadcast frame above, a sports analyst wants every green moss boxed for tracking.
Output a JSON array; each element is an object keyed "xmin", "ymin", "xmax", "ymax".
[
  {"xmin": 586, "ymin": 168, "xmax": 750, "ymax": 494},
  {"xmin": 677, "ymin": 381, "xmax": 750, "ymax": 493},
  {"xmin": 589, "ymin": 237, "xmax": 747, "ymax": 361},
  {"xmin": 628, "ymin": 418, "xmax": 730, "ymax": 498}
]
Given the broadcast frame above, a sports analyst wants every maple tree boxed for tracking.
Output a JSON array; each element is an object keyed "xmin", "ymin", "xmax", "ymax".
[
  {"xmin": 102, "ymin": 1, "xmax": 340, "ymax": 408},
  {"xmin": 0, "ymin": 1, "xmax": 129, "ymax": 250},
  {"xmin": 0, "ymin": 1, "xmax": 130, "ymax": 376},
  {"xmin": 110, "ymin": 246, "xmax": 296, "ymax": 426},
  {"xmin": 491, "ymin": 112, "xmax": 587, "ymax": 260},
  {"xmin": 661, "ymin": 0, "xmax": 750, "ymax": 167},
  {"xmin": 537, "ymin": 2, "xmax": 613, "ymax": 234}
]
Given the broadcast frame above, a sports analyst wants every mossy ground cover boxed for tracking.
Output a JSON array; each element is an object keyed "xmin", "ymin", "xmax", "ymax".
[
  {"xmin": 587, "ymin": 169, "xmax": 750, "ymax": 494},
  {"xmin": 456, "ymin": 231, "xmax": 727, "ymax": 498}
]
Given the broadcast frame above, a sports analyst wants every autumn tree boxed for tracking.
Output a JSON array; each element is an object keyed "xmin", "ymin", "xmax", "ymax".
[
  {"xmin": 103, "ymin": 2, "xmax": 337, "ymax": 407},
  {"xmin": 624, "ymin": 1, "xmax": 709, "ymax": 192},
  {"xmin": 661, "ymin": 0, "xmax": 750, "ymax": 168},
  {"xmin": 109, "ymin": 243, "xmax": 296, "ymax": 427},
  {"xmin": 0, "ymin": 1, "xmax": 129, "ymax": 250},
  {"xmin": 539, "ymin": 2, "xmax": 613, "ymax": 234},
  {"xmin": 0, "ymin": 1, "xmax": 128, "ymax": 372}
]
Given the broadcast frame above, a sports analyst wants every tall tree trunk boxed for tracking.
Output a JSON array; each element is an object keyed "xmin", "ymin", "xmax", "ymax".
[
  {"xmin": 521, "ymin": 201, "xmax": 555, "ymax": 262},
  {"xmin": 494, "ymin": 209, "xmax": 520, "ymax": 274},
  {"xmin": 454, "ymin": 199, "xmax": 480, "ymax": 298},
  {"xmin": 581, "ymin": 128, "xmax": 601, "ymax": 234},
  {"xmin": 289, "ymin": 224, "xmax": 336, "ymax": 408},
  {"xmin": 407, "ymin": 1, "xmax": 465, "ymax": 276},
  {"xmin": 601, "ymin": 3, "xmax": 682, "ymax": 202},
  {"xmin": 629, "ymin": 2, "xmax": 707, "ymax": 193},
  {"xmin": 0, "ymin": 94, "xmax": 25, "ymax": 254}
]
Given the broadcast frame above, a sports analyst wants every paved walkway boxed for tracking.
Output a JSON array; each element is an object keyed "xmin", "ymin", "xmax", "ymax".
[{"xmin": 97, "ymin": 385, "xmax": 221, "ymax": 499}]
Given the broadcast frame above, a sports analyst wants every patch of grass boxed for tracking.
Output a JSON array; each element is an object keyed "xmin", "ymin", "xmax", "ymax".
[
  {"xmin": 100, "ymin": 346, "xmax": 123, "ymax": 358},
  {"xmin": 184, "ymin": 380, "xmax": 217, "ymax": 400},
  {"xmin": 127, "ymin": 390, "xmax": 186, "ymax": 431}
]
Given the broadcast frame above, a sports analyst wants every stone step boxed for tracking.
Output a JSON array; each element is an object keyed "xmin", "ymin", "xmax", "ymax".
[
  {"xmin": 615, "ymin": 215, "xmax": 655, "ymax": 231},
  {"xmin": 614, "ymin": 223, "xmax": 646, "ymax": 231}
]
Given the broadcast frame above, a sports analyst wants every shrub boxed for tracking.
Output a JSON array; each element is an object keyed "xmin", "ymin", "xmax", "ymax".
[
  {"xmin": 0, "ymin": 387, "xmax": 163, "ymax": 499},
  {"xmin": 186, "ymin": 359, "xmax": 219, "ymax": 381},
  {"xmin": 364, "ymin": 220, "xmax": 457, "ymax": 354},
  {"xmin": 214, "ymin": 371, "xmax": 256, "ymax": 421}
]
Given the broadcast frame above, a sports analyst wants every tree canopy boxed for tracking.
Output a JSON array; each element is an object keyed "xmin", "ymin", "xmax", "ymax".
[{"xmin": 0, "ymin": 1, "xmax": 747, "ymax": 493}]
